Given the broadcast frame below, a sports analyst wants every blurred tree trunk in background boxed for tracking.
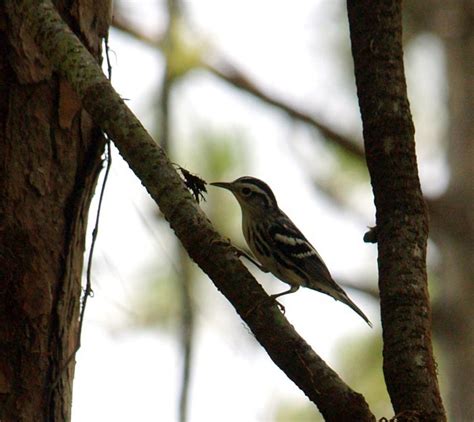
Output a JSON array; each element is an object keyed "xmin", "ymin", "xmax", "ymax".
[
  {"xmin": 0, "ymin": 1, "xmax": 110, "ymax": 420},
  {"xmin": 408, "ymin": 1, "xmax": 474, "ymax": 419},
  {"xmin": 156, "ymin": 3, "xmax": 196, "ymax": 420}
]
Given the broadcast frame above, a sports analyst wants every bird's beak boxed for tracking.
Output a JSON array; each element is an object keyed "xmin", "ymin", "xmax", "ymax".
[{"xmin": 210, "ymin": 182, "xmax": 233, "ymax": 191}]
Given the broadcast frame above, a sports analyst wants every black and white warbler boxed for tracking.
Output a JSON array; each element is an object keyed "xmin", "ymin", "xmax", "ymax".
[{"xmin": 211, "ymin": 176, "xmax": 372, "ymax": 327}]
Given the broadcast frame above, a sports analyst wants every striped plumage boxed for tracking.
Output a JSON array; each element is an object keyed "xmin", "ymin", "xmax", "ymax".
[{"xmin": 211, "ymin": 176, "xmax": 372, "ymax": 327}]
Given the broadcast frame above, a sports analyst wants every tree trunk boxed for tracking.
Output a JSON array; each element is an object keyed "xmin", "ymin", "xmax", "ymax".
[
  {"xmin": 346, "ymin": 1, "xmax": 445, "ymax": 420},
  {"xmin": 0, "ymin": 1, "xmax": 110, "ymax": 420}
]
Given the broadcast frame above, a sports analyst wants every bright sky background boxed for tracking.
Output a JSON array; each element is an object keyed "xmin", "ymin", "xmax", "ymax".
[{"xmin": 71, "ymin": 1, "xmax": 447, "ymax": 421}]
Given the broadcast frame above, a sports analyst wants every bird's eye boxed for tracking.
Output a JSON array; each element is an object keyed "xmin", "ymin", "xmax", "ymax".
[{"xmin": 241, "ymin": 187, "xmax": 252, "ymax": 196}]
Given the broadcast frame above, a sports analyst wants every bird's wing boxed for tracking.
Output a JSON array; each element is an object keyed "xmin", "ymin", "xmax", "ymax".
[
  {"xmin": 267, "ymin": 213, "xmax": 337, "ymax": 290},
  {"xmin": 267, "ymin": 213, "xmax": 373, "ymax": 326}
]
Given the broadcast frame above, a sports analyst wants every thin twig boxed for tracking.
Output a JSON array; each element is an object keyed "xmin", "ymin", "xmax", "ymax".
[
  {"xmin": 79, "ymin": 36, "xmax": 114, "ymax": 352},
  {"xmin": 111, "ymin": 14, "xmax": 365, "ymax": 161},
  {"xmin": 48, "ymin": 35, "xmax": 114, "ymax": 399}
]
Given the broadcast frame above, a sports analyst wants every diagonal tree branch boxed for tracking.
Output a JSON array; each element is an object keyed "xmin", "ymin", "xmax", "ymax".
[
  {"xmin": 346, "ymin": 1, "xmax": 445, "ymax": 420},
  {"xmin": 111, "ymin": 14, "xmax": 366, "ymax": 161},
  {"xmin": 204, "ymin": 60, "xmax": 366, "ymax": 160},
  {"xmin": 112, "ymin": 12, "xmax": 165, "ymax": 47},
  {"xmin": 6, "ymin": 1, "xmax": 375, "ymax": 420}
]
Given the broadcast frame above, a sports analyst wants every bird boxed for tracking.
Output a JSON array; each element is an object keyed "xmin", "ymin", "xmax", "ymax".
[{"xmin": 211, "ymin": 176, "xmax": 372, "ymax": 327}]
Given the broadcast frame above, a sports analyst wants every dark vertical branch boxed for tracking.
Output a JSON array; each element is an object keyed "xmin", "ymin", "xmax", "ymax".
[{"xmin": 346, "ymin": 1, "xmax": 445, "ymax": 420}]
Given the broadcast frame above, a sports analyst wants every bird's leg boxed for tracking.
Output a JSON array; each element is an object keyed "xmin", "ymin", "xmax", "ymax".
[
  {"xmin": 244, "ymin": 295, "xmax": 286, "ymax": 316},
  {"xmin": 272, "ymin": 299, "xmax": 286, "ymax": 314},
  {"xmin": 211, "ymin": 239, "xmax": 269, "ymax": 273},
  {"xmin": 263, "ymin": 286, "xmax": 299, "ymax": 313},
  {"xmin": 270, "ymin": 285, "xmax": 299, "ymax": 300},
  {"xmin": 234, "ymin": 247, "xmax": 270, "ymax": 273},
  {"xmin": 245, "ymin": 286, "xmax": 299, "ymax": 317},
  {"xmin": 212, "ymin": 239, "xmax": 284, "ymax": 313}
]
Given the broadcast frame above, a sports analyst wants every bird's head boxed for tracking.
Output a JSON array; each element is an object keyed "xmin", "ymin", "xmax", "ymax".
[{"xmin": 211, "ymin": 176, "xmax": 278, "ymax": 217}]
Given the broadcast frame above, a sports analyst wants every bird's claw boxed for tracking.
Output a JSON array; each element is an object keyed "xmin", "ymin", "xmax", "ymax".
[
  {"xmin": 210, "ymin": 237, "xmax": 233, "ymax": 247},
  {"xmin": 244, "ymin": 295, "xmax": 285, "ymax": 318},
  {"xmin": 274, "ymin": 299, "xmax": 286, "ymax": 314}
]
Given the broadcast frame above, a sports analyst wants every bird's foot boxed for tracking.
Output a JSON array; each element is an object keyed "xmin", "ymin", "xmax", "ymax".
[
  {"xmin": 210, "ymin": 237, "xmax": 233, "ymax": 248},
  {"xmin": 273, "ymin": 298, "xmax": 286, "ymax": 313},
  {"xmin": 244, "ymin": 295, "xmax": 285, "ymax": 318}
]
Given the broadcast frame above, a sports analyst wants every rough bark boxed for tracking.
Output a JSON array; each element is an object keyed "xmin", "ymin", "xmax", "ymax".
[
  {"xmin": 0, "ymin": 1, "xmax": 110, "ymax": 421},
  {"xmin": 346, "ymin": 1, "xmax": 445, "ymax": 420},
  {"xmin": 5, "ymin": 1, "xmax": 377, "ymax": 420}
]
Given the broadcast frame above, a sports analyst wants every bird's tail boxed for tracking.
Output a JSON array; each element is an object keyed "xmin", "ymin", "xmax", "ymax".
[{"xmin": 335, "ymin": 291, "xmax": 372, "ymax": 327}]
